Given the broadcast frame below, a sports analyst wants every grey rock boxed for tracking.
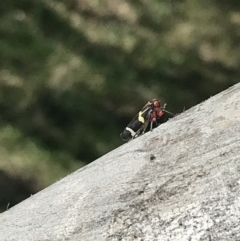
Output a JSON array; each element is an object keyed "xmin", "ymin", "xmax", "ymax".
[{"xmin": 0, "ymin": 83, "xmax": 240, "ymax": 241}]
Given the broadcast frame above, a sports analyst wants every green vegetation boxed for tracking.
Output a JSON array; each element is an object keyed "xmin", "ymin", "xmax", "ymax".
[{"xmin": 0, "ymin": 0, "xmax": 239, "ymax": 211}]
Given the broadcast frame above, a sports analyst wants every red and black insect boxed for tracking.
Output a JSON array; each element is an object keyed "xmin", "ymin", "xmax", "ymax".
[{"xmin": 120, "ymin": 99, "xmax": 174, "ymax": 141}]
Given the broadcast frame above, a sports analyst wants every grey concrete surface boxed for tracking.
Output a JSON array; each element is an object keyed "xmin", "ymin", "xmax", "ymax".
[{"xmin": 0, "ymin": 83, "xmax": 240, "ymax": 241}]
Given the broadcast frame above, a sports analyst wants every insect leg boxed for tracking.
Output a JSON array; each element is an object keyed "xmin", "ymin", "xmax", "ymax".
[{"xmin": 150, "ymin": 121, "xmax": 153, "ymax": 131}]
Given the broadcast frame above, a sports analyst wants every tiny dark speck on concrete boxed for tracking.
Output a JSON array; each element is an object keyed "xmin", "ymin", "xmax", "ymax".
[{"xmin": 150, "ymin": 154, "xmax": 156, "ymax": 160}]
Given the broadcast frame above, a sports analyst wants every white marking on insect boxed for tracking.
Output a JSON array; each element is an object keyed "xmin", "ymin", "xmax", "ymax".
[{"xmin": 126, "ymin": 127, "xmax": 136, "ymax": 137}]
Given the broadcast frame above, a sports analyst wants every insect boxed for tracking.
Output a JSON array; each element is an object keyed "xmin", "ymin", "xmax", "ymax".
[{"xmin": 120, "ymin": 99, "xmax": 174, "ymax": 141}]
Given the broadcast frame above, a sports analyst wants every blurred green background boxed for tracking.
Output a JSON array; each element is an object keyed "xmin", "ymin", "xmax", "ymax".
[{"xmin": 0, "ymin": 0, "xmax": 239, "ymax": 212}]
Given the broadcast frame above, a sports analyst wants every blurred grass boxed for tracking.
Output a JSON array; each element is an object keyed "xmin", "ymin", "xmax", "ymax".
[{"xmin": 0, "ymin": 123, "xmax": 81, "ymax": 188}]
